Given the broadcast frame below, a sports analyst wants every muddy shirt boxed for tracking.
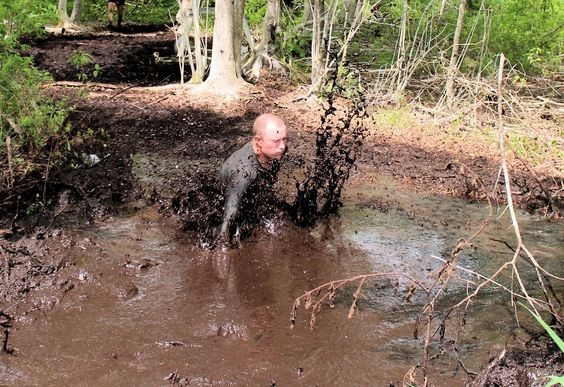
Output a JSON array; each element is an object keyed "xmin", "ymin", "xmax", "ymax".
[{"xmin": 218, "ymin": 141, "xmax": 279, "ymax": 236}]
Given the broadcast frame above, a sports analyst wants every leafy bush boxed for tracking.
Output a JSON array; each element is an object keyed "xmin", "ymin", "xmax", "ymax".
[
  {"xmin": 244, "ymin": 0, "xmax": 267, "ymax": 28},
  {"xmin": 0, "ymin": 51, "xmax": 72, "ymax": 189},
  {"xmin": 0, "ymin": 0, "xmax": 57, "ymax": 39},
  {"xmin": 486, "ymin": 0, "xmax": 563, "ymax": 74},
  {"xmin": 0, "ymin": 1, "xmax": 77, "ymax": 194}
]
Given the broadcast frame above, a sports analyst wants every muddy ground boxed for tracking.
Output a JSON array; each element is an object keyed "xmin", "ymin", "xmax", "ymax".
[{"xmin": 1, "ymin": 25, "xmax": 562, "ymax": 385}]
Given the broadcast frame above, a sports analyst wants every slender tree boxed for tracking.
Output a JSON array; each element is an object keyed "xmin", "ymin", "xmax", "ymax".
[
  {"xmin": 175, "ymin": 0, "xmax": 208, "ymax": 84},
  {"xmin": 242, "ymin": 0, "xmax": 282, "ymax": 80},
  {"xmin": 310, "ymin": 0, "xmax": 324, "ymax": 90},
  {"xmin": 444, "ymin": 0, "xmax": 467, "ymax": 106}
]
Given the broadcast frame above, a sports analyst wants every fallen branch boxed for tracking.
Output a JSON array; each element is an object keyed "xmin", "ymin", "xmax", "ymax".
[{"xmin": 291, "ymin": 272, "xmax": 430, "ymax": 329}]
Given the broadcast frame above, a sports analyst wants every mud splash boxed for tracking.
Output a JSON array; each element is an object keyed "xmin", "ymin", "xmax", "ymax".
[{"xmin": 290, "ymin": 83, "xmax": 367, "ymax": 227}]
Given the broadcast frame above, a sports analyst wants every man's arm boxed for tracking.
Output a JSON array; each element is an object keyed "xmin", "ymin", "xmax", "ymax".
[{"xmin": 217, "ymin": 169, "xmax": 255, "ymax": 238}]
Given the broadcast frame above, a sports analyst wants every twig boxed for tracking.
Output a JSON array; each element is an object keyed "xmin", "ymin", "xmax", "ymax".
[
  {"xmin": 514, "ymin": 155, "xmax": 557, "ymax": 216},
  {"xmin": 2, "ymin": 253, "xmax": 10, "ymax": 299},
  {"xmin": 35, "ymin": 203, "xmax": 67, "ymax": 240},
  {"xmin": 0, "ymin": 112, "xmax": 22, "ymax": 135},
  {"xmin": 5, "ymin": 136, "xmax": 14, "ymax": 189},
  {"xmin": 291, "ymin": 272, "xmax": 430, "ymax": 329},
  {"xmin": 430, "ymin": 255, "xmax": 554, "ymax": 310}
]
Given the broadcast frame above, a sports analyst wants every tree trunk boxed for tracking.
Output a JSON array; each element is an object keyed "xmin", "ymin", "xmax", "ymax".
[
  {"xmin": 444, "ymin": 0, "xmax": 467, "ymax": 106},
  {"xmin": 310, "ymin": 0, "xmax": 324, "ymax": 90},
  {"xmin": 58, "ymin": 0, "xmax": 80, "ymax": 28},
  {"xmin": 338, "ymin": 0, "xmax": 368, "ymax": 78},
  {"xmin": 302, "ymin": 0, "xmax": 312, "ymax": 25},
  {"xmin": 190, "ymin": 0, "xmax": 207, "ymax": 83},
  {"xmin": 343, "ymin": 0, "xmax": 355, "ymax": 25},
  {"xmin": 233, "ymin": 0, "xmax": 246, "ymax": 78},
  {"xmin": 176, "ymin": 0, "xmax": 194, "ymax": 84},
  {"xmin": 439, "ymin": 0, "xmax": 448, "ymax": 16},
  {"xmin": 70, "ymin": 0, "xmax": 82, "ymax": 24},
  {"xmin": 58, "ymin": 0, "xmax": 71, "ymax": 26},
  {"xmin": 310, "ymin": 0, "xmax": 342, "ymax": 94},
  {"xmin": 203, "ymin": 0, "xmax": 247, "ymax": 94},
  {"xmin": 395, "ymin": 0, "xmax": 408, "ymax": 95},
  {"xmin": 243, "ymin": 0, "xmax": 281, "ymax": 79},
  {"xmin": 263, "ymin": 0, "xmax": 281, "ymax": 47}
]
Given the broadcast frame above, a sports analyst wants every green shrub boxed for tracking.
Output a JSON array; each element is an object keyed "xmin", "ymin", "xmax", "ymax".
[
  {"xmin": 81, "ymin": 0, "xmax": 179, "ymax": 25},
  {"xmin": 70, "ymin": 51, "xmax": 102, "ymax": 82},
  {"xmin": 486, "ymin": 0, "xmax": 563, "ymax": 74},
  {"xmin": 0, "ymin": 52, "xmax": 72, "ymax": 187},
  {"xmin": 0, "ymin": 0, "xmax": 57, "ymax": 39}
]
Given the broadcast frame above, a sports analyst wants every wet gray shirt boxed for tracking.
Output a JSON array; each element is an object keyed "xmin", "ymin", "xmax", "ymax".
[{"xmin": 218, "ymin": 141, "xmax": 279, "ymax": 236}]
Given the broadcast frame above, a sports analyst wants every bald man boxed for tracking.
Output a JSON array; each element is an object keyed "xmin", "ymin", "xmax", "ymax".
[{"xmin": 215, "ymin": 113, "xmax": 288, "ymax": 244}]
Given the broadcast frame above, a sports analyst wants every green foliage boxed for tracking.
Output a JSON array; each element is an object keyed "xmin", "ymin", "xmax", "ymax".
[
  {"xmin": 546, "ymin": 376, "xmax": 564, "ymax": 387},
  {"xmin": 0, "ymin": 0, "xmax": 57, "ymax": 39},
  {"xmin": 280, "ymin": 30, "xmax": 309, "ymax": 61},
  {"xmin": 371, "ymin": 106, "xmax": 413, "ymax": 133},
  {"xmin": 519, "ymin": 302, "xmax": 563, "ymax": 386},
  {"xmin": 519, "ymin": 302, "xmax": 563, "ymax": 352},
  {"xmin": 506, "ymin": 131, "xmax": 564, "ymax": 167},
  {"xmin": 0, "ymin": 50, "xmax": 72, "ymax": 185},
  {"xmin": 244, "ymin": 0, "xmax": 266, "ymax": 27},
  {"xmin": 278, "ymin": 8, "xmax": 311, "ymax": 78},
  {"xmin": 81, "ymin": 0, "xmax": 179, "ymax": 25},
  {"xmin": 70, "ymin": 51, "xmax": 101, "ymax": 82},
  {"xmin": 486, "ymin": 0, "xmax": 563, "ymax": 74},
  {"xmin": 0, "ymin": 1, "xmax": 77, "ymax": 193}
]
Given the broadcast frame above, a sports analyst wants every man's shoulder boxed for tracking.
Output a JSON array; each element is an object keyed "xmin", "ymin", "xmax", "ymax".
[
  {"xmin": 224, "ymin": 141, "xmax": 255, "ymax": 165},
  {"xmin": 221, "ymin": 141, "xmax": 258, "ymax": 178}
]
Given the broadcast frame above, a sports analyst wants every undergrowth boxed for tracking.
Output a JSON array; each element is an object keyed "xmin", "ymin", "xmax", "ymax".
[{"xmin": 0, "ymin": 47, "xmax": 74, "ymax": 202}]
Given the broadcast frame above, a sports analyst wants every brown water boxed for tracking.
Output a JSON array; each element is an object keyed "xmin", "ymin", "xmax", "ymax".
[{"xmin": 1, "ymin": 174, "xmax": 562, "ymax": 386}]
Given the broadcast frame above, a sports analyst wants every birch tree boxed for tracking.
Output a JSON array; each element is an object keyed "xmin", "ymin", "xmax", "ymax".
[
  {"xmin": 175, "ymin": 0, "xmax": 208, "ymax": 84},
  {"xmin": 309, "ymin": 0, "xmax": 374, "ymax": 94}
]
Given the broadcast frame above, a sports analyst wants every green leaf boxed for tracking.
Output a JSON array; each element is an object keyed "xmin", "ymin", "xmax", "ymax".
[
  {"xmin": 545, "ymin": 375, "xmax": 564, "ymax": 387},
  {"xmin": 519, "ymin": 302, "xmax": 564, "ymax": 352}
]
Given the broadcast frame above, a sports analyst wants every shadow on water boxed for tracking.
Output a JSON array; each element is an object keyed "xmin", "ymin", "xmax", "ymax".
[{"xmin": 2, "ymin": 174, "xmax": 562, "ymax": 386}]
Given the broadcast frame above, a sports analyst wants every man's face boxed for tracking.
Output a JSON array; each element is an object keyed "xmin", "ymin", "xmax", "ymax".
[{"xmin": 256, "ymin": 123, "xmax": 288, "ymax": 161}]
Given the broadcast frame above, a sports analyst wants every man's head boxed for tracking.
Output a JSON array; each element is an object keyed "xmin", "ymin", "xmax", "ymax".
[{"xmin": 252, "ymin": 113, "xmax": 288, "ymax": 165}]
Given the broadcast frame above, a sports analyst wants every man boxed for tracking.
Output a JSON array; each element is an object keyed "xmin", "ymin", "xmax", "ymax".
[
  {"xmin": 108, "ymin": 0, "xmax": 125, "ymax": 29},
  {"xmin": 215, "ymin": 113, "xmax": 288, "ymax": 245}
]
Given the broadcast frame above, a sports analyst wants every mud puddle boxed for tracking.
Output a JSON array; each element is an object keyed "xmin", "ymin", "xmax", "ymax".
[{"xmin": 1, "ymin": 175, "xmax": 562, "ymax": 386}]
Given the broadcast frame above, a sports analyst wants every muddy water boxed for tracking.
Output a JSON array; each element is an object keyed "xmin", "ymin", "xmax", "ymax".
[{"xmin": 2, "ymin": 175, "xmax": 562, "ymax": 386}]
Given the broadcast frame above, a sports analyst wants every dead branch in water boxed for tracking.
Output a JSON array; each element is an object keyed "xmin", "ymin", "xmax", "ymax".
[{"xmin": 290, "ymin": 272, "xmax": 430, "ymax": 329}]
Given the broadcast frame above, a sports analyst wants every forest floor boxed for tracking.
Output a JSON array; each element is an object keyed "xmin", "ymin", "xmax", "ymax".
[{"xmin": 1, "ymin": 24, "xmax": 562, "ymax": 385}]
